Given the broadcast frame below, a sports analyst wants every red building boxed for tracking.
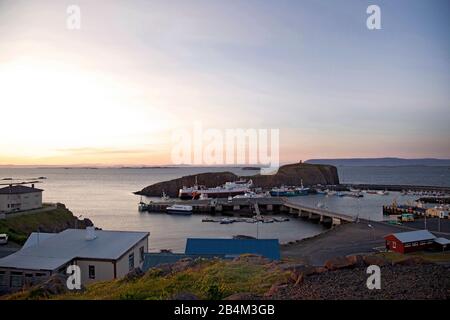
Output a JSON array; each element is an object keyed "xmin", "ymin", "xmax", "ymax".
[{"xmin": 384, "ymin": 230, "xmax": 436, "ymax": 254}]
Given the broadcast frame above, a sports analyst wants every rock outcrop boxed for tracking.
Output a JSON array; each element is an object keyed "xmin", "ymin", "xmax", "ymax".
[{"xmin": 135, "ymin": 163, "xmax": 339, "ymax": 197}]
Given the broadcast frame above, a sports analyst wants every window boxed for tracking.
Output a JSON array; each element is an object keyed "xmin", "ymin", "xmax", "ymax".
[
  {"xmin": 392, "ymin": 241, "xmax": 396, "ymax": 249},
  {"xmin": 128, "ymin": 253, "xmax": 135, "ymax": 271},
  {"xmin": 412, "ymin": 242, "xmax": 418, "ymax": 246},
  {"xmin": 139, "ymin": 246, "xmax": 144, "ymax": 262},
  {"xmin": 88, "ymin": 265, "xmax": 96, "ymax": 279},
  {"xmin": 0, "ymin": 271, "xmax": 7, "ymax": 287},
  {"xmin": 10, "ymin": 272, "xmax": 23, "ymax": 288}
]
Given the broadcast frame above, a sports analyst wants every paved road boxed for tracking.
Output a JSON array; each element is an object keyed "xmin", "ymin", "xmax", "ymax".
[
  {"xmin": 281, "ymin": 221, "xmax": 406, "ymax": 266},
  {"xmin": 0, "ymin": 243, "xmax": 20, "ymax": 258}
]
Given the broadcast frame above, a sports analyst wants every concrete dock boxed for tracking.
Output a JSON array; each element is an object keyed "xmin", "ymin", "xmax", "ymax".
[{"xmin": 141, "ymin": 197, "xmax": 354, "ymax": 227}]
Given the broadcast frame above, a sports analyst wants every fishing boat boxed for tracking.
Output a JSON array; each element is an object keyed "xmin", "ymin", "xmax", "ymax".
[
  {"xmin": 138, "ymin": 202, "xmax": 148, "ymax": 212},
  {"xmin": 166, "ymin": 204, "xmax": 193, "ymax": 215},
  {"xmin": 270, "ymin": 186, "xmax": 297, "ymax": 197},
  {"xmin": 179, "ymin": 179, "xmax": 253, "ymax": 199},
  {"xmin": 294, "ymin": 180, "xmax": 310, "ymax": 196}
]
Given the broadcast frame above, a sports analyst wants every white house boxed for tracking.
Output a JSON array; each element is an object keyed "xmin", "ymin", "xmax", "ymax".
[
  {"xmin": 0, "ymin": 185, "xmax": 43, "ymax": 214},
  {"xmin": 0, "ymin": 228, "xmax": 149, "ymax": 291}
]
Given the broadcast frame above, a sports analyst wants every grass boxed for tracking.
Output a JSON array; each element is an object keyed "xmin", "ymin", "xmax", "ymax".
[
  {"xmin": 376, "ymin": 251, "xmax": 450, "ymax": 263},
  {"xmin": 7, "ymin": 258, "xmax": 290, "ymax": 300},
  {"xmin": 0, "ymin": 204, "xmax": 76, "ymax": 245}
]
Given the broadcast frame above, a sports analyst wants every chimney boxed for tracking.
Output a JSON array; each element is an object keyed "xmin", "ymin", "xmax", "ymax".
[
  {"xmin": 32, "ymin": 184, "xmax": 35, "ymax": 189},
  {"xmin": 85, "ymin": 226, "xmax": 97, "ymax": 240}
]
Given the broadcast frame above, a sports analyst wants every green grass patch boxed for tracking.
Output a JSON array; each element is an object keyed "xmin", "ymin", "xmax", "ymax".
[
  {"xmin": 376, "ymin": 251, "xmax": 450, "ymax": 263},
  {"xmin": 0, "ymin": 205, "xmax": 77, "ymax": 245},
  {"xmin": 48, "ymin": 259, "xmax": 290, "ymax": 300}
]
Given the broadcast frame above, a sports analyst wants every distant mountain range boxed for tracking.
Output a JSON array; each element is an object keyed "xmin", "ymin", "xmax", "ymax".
[{"xmin": 305, "ymin": 158, "xmax": 450, "ymax": 167}]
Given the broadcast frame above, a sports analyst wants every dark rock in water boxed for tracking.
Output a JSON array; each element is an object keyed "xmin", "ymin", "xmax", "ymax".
[{"xmin": 135, "ymin": 163, "xmax": 339, "ymax": 197}]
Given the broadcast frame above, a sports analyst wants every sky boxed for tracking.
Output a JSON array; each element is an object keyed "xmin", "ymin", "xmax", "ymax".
[{"xmin": 0, "ymin": 0, "xmax": 449, "ymax": 166}]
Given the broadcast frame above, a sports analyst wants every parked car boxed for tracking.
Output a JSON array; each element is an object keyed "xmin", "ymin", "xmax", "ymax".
[{"xmin": 0, "ymin": 233, "xmax": 8, "ymax": 245}]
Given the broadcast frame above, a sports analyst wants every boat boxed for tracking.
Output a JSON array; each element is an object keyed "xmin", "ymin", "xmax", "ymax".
[
  {"xmin": 179, "ymin": 179, "xmax": 253, "ymax": 199},
  {"xmin": 326, "ymin": 190, "xmax": 337, "ymax": 196},
  {"xmin": 316, "ymin": 189, "xmax": 327, "ymax": 195},
  {"xmin": 346, "ymin": 192, "xmax": 364, "ymax": 198},
  {"xmin": 270, "ymin": 186, "xmax": 297, "ymax": 197},
  {"xmin": 377, "ymin": 190, "xmax": 389, "ymax": 196},
  {"xmin": 273, "ymin": 217, "xmax": 290, "ymax": 222},
  {"xmin": 138, "ymin": 202, "xmax": 148, "ymax": 212},
  {"xmin": 233, "ymin": 191, "xmax": 266, "ymax": 199},
  {"xmin": 166, "ymin": 204, "xmax": 193, "ymax": 215},
  {"xmin": 220, "ymin": 218, "xmax": 234, "ymax": 224},
  {"xmin": 294, "ymin": 180, "xmax": 310, "ymax": 196},
  {"xmin": 161, "ymin": 191, "xmax": 170, "ymax": 201}
]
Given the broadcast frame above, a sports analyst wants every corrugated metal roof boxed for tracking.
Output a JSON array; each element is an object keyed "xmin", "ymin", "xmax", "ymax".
[
  {"xmin": 0, "ymin": 229, "xmax": 149, "ymax": 271},
  {"xmin": 434, "ymin": 237, "xmax": 450, "ymax": 245},
  {"xmin": 185, "ymin": 238, "xmax": 280, "ymax": 260},
  {"xmin": 390, "ymin": 230, "xmax": 436, "ymax": 243},
  {"xmin": 22, "ymin": 232, "xmax": 56, "ymax": 249}
]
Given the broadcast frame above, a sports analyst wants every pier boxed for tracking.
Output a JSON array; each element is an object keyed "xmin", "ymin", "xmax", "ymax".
[{"xmin": 141, "ymin": 197, "xmax": 355, "ymax": 227}]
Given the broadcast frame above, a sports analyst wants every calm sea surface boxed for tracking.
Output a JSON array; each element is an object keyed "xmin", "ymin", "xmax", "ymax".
[{"xmin": 0, "ymin": 166, "xmax": 448, "ymax": 252}]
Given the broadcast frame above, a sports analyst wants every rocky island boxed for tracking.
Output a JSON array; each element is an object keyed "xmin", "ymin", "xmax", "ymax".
[{"xmin": 135, "ymin": 163, "xmax": 339, "ymax": 197}]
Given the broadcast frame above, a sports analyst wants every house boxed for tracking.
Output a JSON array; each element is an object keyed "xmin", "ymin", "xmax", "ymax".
[
  {"xmin": 384, "ymin": 230, "xmax": 436, "ymax": 254},
  {"xmin": 434, "ymin": 237, "xmax": 450, "ymax": 251},
  {"xmin": 0, "ymin": 228, "xmax": 149, "ymax": 291},
  {"xmin": 0, "ymin": 185, "xmax": 43, "ymax": 214},
  {"xmin": 185, "ymin": 238, "xmax": 280, "ymax": 260},
  {"xmin": 426, "ymin": 207, "xmax": 449, "ymax": 219}
]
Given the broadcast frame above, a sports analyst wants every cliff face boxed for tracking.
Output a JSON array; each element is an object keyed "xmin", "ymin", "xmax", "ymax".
[{"xmin": 136, "ymin": 163, "xmax": 339, "ymax": 197}]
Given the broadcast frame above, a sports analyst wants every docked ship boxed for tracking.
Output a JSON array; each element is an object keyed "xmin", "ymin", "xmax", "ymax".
[
  {"xmin": 178, "ymin": 179, "xmax": 253, "ymax": 199},
  {"xmin": 294, "ymin": 180, "xmax": 310, "ymax": 196},
  {"xmin": 269, "ymin": 186, "xmax": 297, "ymax": 197},
  {"xmin": 166, "ymin": 204, "xmax": 193, "ymax": 215}
]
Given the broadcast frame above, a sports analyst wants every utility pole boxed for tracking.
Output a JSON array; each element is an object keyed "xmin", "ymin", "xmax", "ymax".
[{"xmin": 424, "ymin": 213, "xmax": 427, "ymax": 230}]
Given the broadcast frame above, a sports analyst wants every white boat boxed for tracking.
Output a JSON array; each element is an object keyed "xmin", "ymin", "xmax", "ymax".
[
  {"xmin": 166, "ymin": 204, "xmax": 193, "ymax": 215},
  {"xmin": 179, "ymin": 179, "xmax": 253, "ymax": 199},
  {"xmin": 377, "ymin": 190, "xmax": 389, "ymax": 195},
  {"xmin": 233, "ymin": 191, "xmax": 266, "ymax": 199},
  {"xmin": 220, "ymin": 218, "xmax": 234, "ymax": 224}
]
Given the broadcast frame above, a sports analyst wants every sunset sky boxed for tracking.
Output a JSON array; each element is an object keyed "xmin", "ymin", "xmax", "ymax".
[{"xmin": 0, "ymin": 0, "xmax": 449, "ymax": 166}]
